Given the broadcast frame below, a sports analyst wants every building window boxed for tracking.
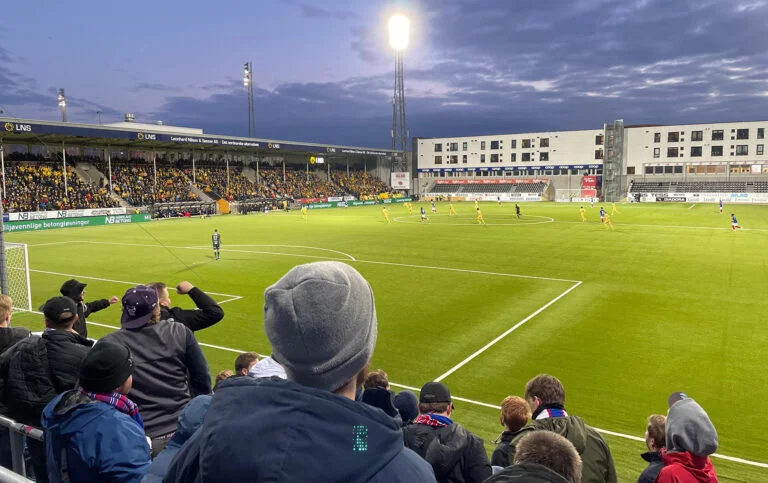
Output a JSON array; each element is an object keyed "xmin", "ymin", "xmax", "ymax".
[
  {"xmin": 522, "ymin": 153, "xmax": 531, "ymax": 162},
  {"xmin": 712, "ymin": 130, "xmax": 724, "ymax": 141},
  {"xmin": 668, "ymin": 132, "xmax": 679, "ymax": 142},
  {"xmin": 480, "ymin": 154, "xmax": 486, "ymax": 163},
  {"xmin": 737, "ymin": 129, "xmax": 749, "ymax": 140},
  {"xmin": 511, "ymin": 153, "xmax": 516, "ymax": 162},
  {"xmin": 736, "ymin": 145, "xmax": 748, "ymax": 155},
  {"xmin": 449, "ymin": 142, "xmax": 458, "ymax": 152},
  {"xmin": 462, "ymin": 154, "xmax": 467, "ymax": 163},
  {"xmin": 667, "ymin": 147, "xmax": 679, "ymax": 157},
  {"xmin": 511, "ymin": 139, "xmax": 516, "ymax": 149},
  {"xmin": 690, "ymin": 146, "xmax": 702, "ymax": 157},
  {"xmin": 490, "ymin": 153, "xmax": 499, "ymax": 163},
  {"xmin": 759, "ymin": 128, "xmax": 765, "ymax": 139},
  {"xmin": 490, "ymin": 140, "xmax": 500, "ymax": 150},
  {"xmin": 540, "ymin": 138, "xmax": 550, "ymax": 148},
  {"xmin": 449, "ymin": 155, "xmax": 458, "ymax": 164},
  {"xmin": 595, "ymin": 150, "xmax": 604, "ymax": 160},
  {"xmin": 626, "ymin": 166, "xmax": 635, "ymax": 175},
  {"xmin": 691, "ymin": 131, "xmax": 703, "ymax": 141},
  {"xmin": 434, "ymin": 155, "xmax": 442, "ymax": 164},
  {"xmin": 653, "ymin": 148, "xmax": 660, "ymax": 158},
  {"xmin": 435, "ymin": 143, "xmax": 442, "ymax": 152},
  {"xmin": 758, "ymin": 145, "xmax": 764, "ymax": 155},
  {"xmin": 462, "ymin": 142, "xmax": 468, "ymax": 151},
  {"xmin": 645, "ymin": 166, "xmax": 654, "ymax": 174},
  {"xmin": 596, "ymin": 134, "xmax": 604, "ymax": 145},
  {"xmin": 653, "ymin": 133, "xmax": 660, "ymax": 143},
  {"xmin": 539, "ymin": 152, "xmax": 549, "ymax": 161},
  {"xmin": 480, "ymin": 141, "xmax": 486, "ymax": 150},
  {"xmin": 711, "ymin": 146, "xmax": 723, "ymax": 156},
  {"xmin": 522, "ymin": 139, "xmax": 532, "ymax": 148}
]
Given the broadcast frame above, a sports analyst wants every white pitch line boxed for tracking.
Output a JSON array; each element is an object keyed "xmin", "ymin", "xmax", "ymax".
[
  {"xmin": 20, "ymin": 313, "xmax": 768, "ymax": 469},
  {"xmin": 29, "ymin": 269, "xmax": 242, "ymax": 304},
  {"xmin": 225, "ymin": 244, "xmax": 356, "ymax": 261},
  {"xmin": 355, "ymin": 260, "xmax": 580, "ymax": 284},
  {"xmin": 434, "ymin": 281, "xmax": 583, "ymax": 383},
  {"xmin": 27, "ymin": 241, "xmax": 79, "ymax": 248},
  {"xmin": 688, "ymin": 203, "xmax": 697, "ymax": 210}
]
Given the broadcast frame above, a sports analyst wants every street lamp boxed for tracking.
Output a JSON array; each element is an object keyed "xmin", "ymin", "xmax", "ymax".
[
  {"xmin": 57, "ymin": 88, "xmax": 67, "ymax": 122},
  {"xmin": 244, "ymin": 62, "xmax": 254, "ymax": 137},
  {"xmin": 97, "ymin": 110, "xmax": 102, "ymax": 124},
  {"xmin": 389, "ymin": 14, "xmax": 409, "ymax": 172}
]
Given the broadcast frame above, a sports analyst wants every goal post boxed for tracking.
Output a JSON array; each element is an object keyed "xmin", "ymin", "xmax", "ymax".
[{"xmin": 4, "ymin": 242, "xmax": 32, "ymax": 312}]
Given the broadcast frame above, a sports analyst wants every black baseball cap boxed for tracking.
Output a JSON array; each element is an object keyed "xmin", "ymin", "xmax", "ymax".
[
  {"xmin": 79, "ymin": 342, "xmax": 134, "ymax": 393},
  {"xmin": 121, "ymin": 285, "xmax": 159, "ymax": 329},
  {"xmin": 420, "ymin": 382, "xmax": 452, "ymax": 404},
  {"xmin": 60, "ymin": 279, "xmax": 87, "ymax": 298},
  {"xmin": 39, "ymin": 296, "xmax": 78, "ymax": 324}
]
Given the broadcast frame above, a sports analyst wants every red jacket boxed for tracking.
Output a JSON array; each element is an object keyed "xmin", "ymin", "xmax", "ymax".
[{"xmin": 657, "ymin": 450, "xmax": 717, "ymax": 483}]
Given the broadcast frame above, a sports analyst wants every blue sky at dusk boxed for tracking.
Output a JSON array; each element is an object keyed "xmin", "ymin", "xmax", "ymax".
[{"xmin": 2, "ymin": 0, "xmax": 768, "ymax": 148}]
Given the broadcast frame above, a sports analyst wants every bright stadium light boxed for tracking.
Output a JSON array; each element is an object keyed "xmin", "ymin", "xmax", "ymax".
[
  {"xmin": 57, "ymin": 88, "xmax": 67, "ymax": 122},
  {"xmin": 388, "ymin": 14, "xmax": 410, "ymax": 51},
  {"xmin": 243, "ymin": 63, "xmax": 250, "ymax": 87}
]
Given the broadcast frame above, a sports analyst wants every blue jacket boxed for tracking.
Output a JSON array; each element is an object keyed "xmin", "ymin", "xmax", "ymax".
[
  {"xmin": 142, "ymin": 395, "xmax": 212, "ymax": 483},
  {"xmin": 163, "ymin": 376, "xmax": 436, "ymax": 483},
  {"xmin": 42, "ymin": 390, "xmax": 151, "ymax": 483}
]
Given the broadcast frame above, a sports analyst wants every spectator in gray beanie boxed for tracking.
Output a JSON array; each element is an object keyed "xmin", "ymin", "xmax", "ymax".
[
  {"xmin": 163, "ymin": 261, "xmax": 435, "ymax": 482},
  {"xmin": 656, "ymin": 392, "xmax": 718, "ymax": 482}
]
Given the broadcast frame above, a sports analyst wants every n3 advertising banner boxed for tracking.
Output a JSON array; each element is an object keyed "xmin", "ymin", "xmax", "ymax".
[{"xmin": 5, "ymin": 214, "xmax": 151, "ymax": 232}]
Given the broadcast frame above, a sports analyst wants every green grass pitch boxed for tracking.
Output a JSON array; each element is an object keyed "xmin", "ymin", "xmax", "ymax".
[{"xmin": 8, "ymin": 201, "xmax": 768, "ymax": 481}]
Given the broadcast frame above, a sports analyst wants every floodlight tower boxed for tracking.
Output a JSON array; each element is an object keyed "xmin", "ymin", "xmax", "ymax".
[
  {"xmin": 389, "ymin": 14, "xmax": 409, "ymax": 172},
  {"xmin": 243, "ymin": 62, "xmax": 255, "ymax": 137},
  {"xmin": 57, "ymin": 88, "xmax": 67, "ymax": 122}
]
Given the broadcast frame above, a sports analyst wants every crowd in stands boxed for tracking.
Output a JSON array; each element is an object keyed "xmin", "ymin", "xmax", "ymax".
[
  {"xmin": 92, "ymin": 160, "xmax": 198, "ymax": 205},
  {"xmin": 193, "ymin": 167, "xmax": 273, "ymax": 201},
  {"xmin": 259, "ymin": 167, "xmax": 340, "ymax": 199},
  {"xmin": 1, "ymin": 154, "xmax": 119, "ymax": 212},
  {"xmin": 331, "ymin": 168, "xmax": 390, "ymax": 199},
  {"xmin": 0, "ymin": 261, "xmax": 721, "ymax": 483}
]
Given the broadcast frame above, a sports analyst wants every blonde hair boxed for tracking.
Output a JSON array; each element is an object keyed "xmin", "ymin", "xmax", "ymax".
[{"xmin": 0, "ymin": 295, "xmax": 12, "ymax": 323}]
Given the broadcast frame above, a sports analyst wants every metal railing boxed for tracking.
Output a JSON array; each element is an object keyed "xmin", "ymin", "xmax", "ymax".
[{"xmin": 0, "ymin": 414, "xmax": 44, "ymax": 480}]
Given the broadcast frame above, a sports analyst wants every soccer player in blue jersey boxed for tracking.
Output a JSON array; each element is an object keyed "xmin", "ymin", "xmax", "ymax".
[
  {"xmin": 599, "ymin": 207, "xmax": 606, "ymax": 224},
  {"xmin": 719, "ymin": 199, "xmax": 723, "ymax": 213},
  {"xmin": 212, "ymin": 229, "xmax": 221, "ymax": 260},
  {"xmin": 420, "ymin": 206, "xmax": 429, "ymax": 223},
  {"xmin": 731, "ymin": 213, "xmax": 742, "ymax": 231}
]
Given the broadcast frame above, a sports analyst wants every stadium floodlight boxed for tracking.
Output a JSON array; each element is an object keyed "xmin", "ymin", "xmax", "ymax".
[
  {"xmin": 243, "ymin": 63, "xmax": 250, "ymax": 87},
  {"xmin": 57, "ymin": 88, "xmax": 67, "ymax": 122},
  {"xmin": 388, "ymin": 14, "xmax": 410, "ymax": 51},
  {"xmin": 243, "ymin": 62, "xmax": 255, "ymax": 137}
]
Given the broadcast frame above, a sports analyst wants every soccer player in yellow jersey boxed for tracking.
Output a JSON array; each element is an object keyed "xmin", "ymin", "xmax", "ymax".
[
  {"xmin": 301, "ymin": 205, "xmax": 308, "ymax": 220},
  {"xmin": 382, "ymin": 207, "xmax": 391, "ymax": 224},
  {"xmin": 407, "ymin": 202, "xmax": 414, "ymax": 215},
  {"xmin": 474, "ymin": 200, "xmax": 479, "ymax": 210},
  {"xmin": 604, "ymin": 213, "xmax": 615, "ymax": 231},
  {"xmin": 476, "ymin": 207, "xmax": 486, "ymax": 225},
  {"xmin": 611, "ymin": 202, "xmax": 621, "ymax": 216},
  {"xmin": 449, "ymin": 203, "xmax": 457, "ymax": 216},
  {"xmin": 580, "ymin": 206, "xmax": 586, "ymax": 222}
]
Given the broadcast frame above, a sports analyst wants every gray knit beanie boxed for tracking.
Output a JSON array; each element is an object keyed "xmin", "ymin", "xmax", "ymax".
[{"xmin": 264, "ymin": 261, "xmax": 377, "ymax": 392}]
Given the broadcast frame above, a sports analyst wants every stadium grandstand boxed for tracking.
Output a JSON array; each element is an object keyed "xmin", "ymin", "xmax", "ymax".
[{"xmin": 0, "ymin": 117, "xmax": 404, "ymax": 216}]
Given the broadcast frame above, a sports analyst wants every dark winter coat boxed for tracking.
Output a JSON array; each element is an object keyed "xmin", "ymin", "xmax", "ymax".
[
  {"xmin": 42, "ymin": 390, "xmax": 151, "ymax": 483},
  {"xmin": 491, "ymin": 426, "xmax": 536, "ymax": 468},
  {"xmin": 72, "ymin": 298, "xmax": 111, "ymax": 339},
  {"xmin": 0, "ymin": 330, "xmax": 91, "ymax": 426},
  {"xmin": 162, "ymin": 376, "xmax": 436, "ymax": 483},
  {"xmin": 403, "ymin": 419, "xmax": 492, "ymax": 483},
  {"xmin": 100, "ymin": 321, "xmax": 211, "ymax": 438},
  {"xmin": 484, "ymin": 463, "xmax": 571, "ymax": 483},
  {"xmin": 0, "ymin": 326, "xmax": 31, "ymax": 354},
  {"xmin": 509, "ymin": 416, "xmax": 617, "ymax": 483},
  {"xmin": 638, "ymin": 451, "xmax": 664, "ymax": 483},
  {"xmin": 159, "ymin": 288, "xmax": 224, "ymax": 332}
]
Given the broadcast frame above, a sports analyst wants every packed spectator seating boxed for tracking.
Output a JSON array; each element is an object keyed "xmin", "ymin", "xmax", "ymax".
[
  {"xmin": 193, "ymin": 166, "xmax": 273, "ymax": 201},
  {"xmin": 331, "ymin": 169, "xmax": 390, "ymax": 198},
  {"xmin": 259, "ymin": 167, "xmax": 340, "ymax": 199},
  {"xmin": 93, "ymin": 160, "xmax": 198, "ymax": 205},
  {"xmin": 1, "ymin": 154, "xmax": 119, "ymax": 212}
]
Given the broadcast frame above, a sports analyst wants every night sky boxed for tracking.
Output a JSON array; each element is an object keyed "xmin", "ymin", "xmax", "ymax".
[{"xmin": 2, "ymin": 0, "xmax": 768, "ymax": 148}]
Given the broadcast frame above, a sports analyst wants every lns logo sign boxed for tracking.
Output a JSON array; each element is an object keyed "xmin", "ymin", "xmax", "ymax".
[{"xmin": 4, "ymin": 123, "xmax": 31, "ymax": 133}]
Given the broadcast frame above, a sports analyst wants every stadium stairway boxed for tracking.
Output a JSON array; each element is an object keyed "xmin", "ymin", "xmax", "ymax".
[
  {"xmin": 188, "ymin": 183, "xmax": 217, "ymax": 202},
  {"xmin": 242, "ymin": 166, "xmax": 257, "ymax": 184},
  {"xmin": 73, "ymin": 162, "xmax": 106, "ymax": 187}
]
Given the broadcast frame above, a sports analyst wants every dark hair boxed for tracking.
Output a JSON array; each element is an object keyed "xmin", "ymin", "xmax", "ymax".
[
  {"xmin": 146, "ymin": 282, "xmax": 167, "ymax": 292},
  {"xmin": 525, "ymin": 374, "xmax": 566, "ymax": 406},
  {"xmin": 234, "ymin": 352, "xmax": 259, "ymax": 375},
  {"xmin": 514, "ymin": 431, "xmax": 582, "ymax": 483},
  {"xmin": 419, "ymin": 402, "xmax": 451, "ymax": 415},
  {"xmin": 364, "ymin": 369, "xmax": 389, "ymax": 389},
  {"xmin": 646, "ymin": 414, "xmax": 666, "ymax": 450}
]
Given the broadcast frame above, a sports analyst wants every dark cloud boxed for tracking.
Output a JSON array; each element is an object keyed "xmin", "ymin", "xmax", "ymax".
[
  {"xmin": 0, "ymin": 47, "xmax": 12, "ymax": 64},
  {"xmin": 350, "ymin": 27, "xmax": 384, "ymax": 64},
  {"xmin": 282, "ymin": 0, "xmax": 357, "ymax": 20},
  {"xmin": 131, "ymin": 82, "xmax": 175, "ymax": 92}
]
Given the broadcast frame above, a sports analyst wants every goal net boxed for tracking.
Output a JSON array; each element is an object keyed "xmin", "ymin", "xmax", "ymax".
[{"xmin": 4, "ymin": 242, "xmax": 32, "ymax": 312}]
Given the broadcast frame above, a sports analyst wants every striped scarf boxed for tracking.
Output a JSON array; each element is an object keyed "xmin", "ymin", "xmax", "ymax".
[
  {"xmin": 414, "ymin": 414, "xmax": 453, "ymax": 427},
  {"xmin": 79, "ymin": 387, "xmax": 144, "ymax": 428}
]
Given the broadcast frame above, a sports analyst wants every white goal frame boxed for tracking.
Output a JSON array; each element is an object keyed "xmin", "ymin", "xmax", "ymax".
[{"xmin": 4, "ymin": 242, "xmax": 32, "ymax": 312}]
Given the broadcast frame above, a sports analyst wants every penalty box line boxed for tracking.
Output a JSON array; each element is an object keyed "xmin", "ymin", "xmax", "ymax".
[{"xmin": 434, "ymin": 281, "xmax": 583, "ymax": 383}]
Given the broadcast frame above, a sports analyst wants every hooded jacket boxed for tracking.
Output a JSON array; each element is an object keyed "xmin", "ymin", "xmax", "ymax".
[
  {"xmin": 162, "ymin": 377, "xmax": 436, "ymax": 483},
  {"xmin": 72, "ymin": 299, "xmax": 110, "ymax": 340},
  {"xmin": 159, "ymin": 288, "xmax": 224, "ymax": 332},
  {"xmin": 484, "ymin": 463, "xmax": 571, "ymax": 483},
  {"xmin": 402, "ymin": 417, "xmax": 491, "ymax": 483},
  {"xmin": 491, "ymin": 426, "xmax": 536, "ymax": 468},
  {"xmin": 638, "ymin": 451, "xmax": 664, "ymax": 483},
  {"xmin": 510, "ymin": 415, "xmax": 617, "ymax": 483},
  {"xmin": 41, "ymin": 390, "xmax": 151, "ymax": 483},
  {"xmin": 657, "ymin": 398, "xmax": 718, "ymax": 483}
]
